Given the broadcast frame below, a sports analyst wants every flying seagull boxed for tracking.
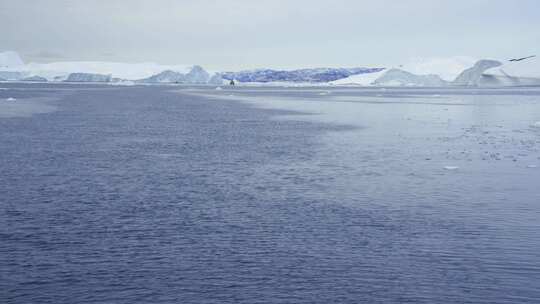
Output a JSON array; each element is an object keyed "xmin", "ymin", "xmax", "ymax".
[{"xmin": 509, "ymin": 55, "xmax": 536, "ymax": 62}]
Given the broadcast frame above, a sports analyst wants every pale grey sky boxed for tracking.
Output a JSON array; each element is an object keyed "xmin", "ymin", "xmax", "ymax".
[{"xmin": 1, "ymin": 0, "xmax": 539, "ymax": 70}]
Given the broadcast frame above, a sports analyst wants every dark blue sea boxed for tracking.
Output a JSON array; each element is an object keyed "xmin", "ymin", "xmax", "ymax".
[{"xmin": 1, "ymin": 83, "xmax": 539, "ymax": 303}]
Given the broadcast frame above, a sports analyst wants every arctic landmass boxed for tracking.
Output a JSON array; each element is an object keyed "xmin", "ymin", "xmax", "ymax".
[{"xmin": 1, "ymin": 51, "xmax": 539, "ymax": 87}]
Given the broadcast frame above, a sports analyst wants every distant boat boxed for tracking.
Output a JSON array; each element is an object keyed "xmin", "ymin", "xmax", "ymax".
[{"xmin": 509, "ymin": 55, "xmax": 536, "ymax": 62}]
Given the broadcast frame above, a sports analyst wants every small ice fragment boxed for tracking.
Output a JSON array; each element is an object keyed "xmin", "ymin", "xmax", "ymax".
[
  {"xmin": 215, "ymin": 87, "xmax": 222, "ymax": 90},
  {"xmin": 6, "ymin": 97, "xmax": 16, "ymax": 102},
  {"xmin": 531, "ymin": 121, "xmax": 540, "ymax": 128},
  {"xmin": 444, "ymin": 166, "xmax": 459, "ymax": 170},
  {"xmin": 527, "ymin": 164, "xmax": 538, "ymax": 168},
  {"xmin": 318, "ymin": 90, "xmax": 331, "ymax": 95}
]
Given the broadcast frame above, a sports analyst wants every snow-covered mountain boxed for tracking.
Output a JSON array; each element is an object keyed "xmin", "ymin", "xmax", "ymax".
[{"xmin": 221, "ymin": 67, "xmax": 384, "ymax": 83}]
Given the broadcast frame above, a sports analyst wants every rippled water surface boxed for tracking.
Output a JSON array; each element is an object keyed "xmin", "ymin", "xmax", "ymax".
[{"xmin": 1, "ymin": 84, "xmax": 540, "ymax": 303}]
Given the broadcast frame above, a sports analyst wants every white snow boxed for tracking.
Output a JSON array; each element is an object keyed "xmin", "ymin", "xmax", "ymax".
[{"xmin": 331, "ymin": 69, "xmax": 387, "ymax": 86}]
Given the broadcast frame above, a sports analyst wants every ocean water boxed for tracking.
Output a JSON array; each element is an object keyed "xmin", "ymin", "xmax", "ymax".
[{"xmin": 1, "ymin": 83, "xmax": 539, "ymax": 303}]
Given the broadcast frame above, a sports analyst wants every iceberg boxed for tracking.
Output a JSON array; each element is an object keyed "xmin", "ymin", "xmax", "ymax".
[
  {"xmin": 21, "ymin": 75, "xmax": 48, "ymax": 82},
  {"xmin": 185, "ymin": 65, "xmax": 210, "ymax": 84},
  {"xmin": 65, "ymin": 73, "xmax": 112, "ymax": 83},
  {"xmin": 137, "ymin": 66, "xmax": 212, "ymax": 84},
  {"xmin": 372, "ymin": 68, "xmax": 447, "ymax": 86},
  {"xmin": 0, "ymin": 50, "xmax": 191, "ymax": 81},
  {"xmin": 479, "ymin": 57, "xmax": 540, "ymax": 86},
  {"xmin": 0, "ymin": 71, "xmax": 28, "ymax": 80},
  {"xmin": 453, "ymin": 60, "xmax": 502, "ymax": 86},
  {"xmin": 138, "ymin": 70, "xmax": 186, "ymax": 83},
  {"xmin": 208, "ymin": 73, "xmax": 224, "ymax": 85}
]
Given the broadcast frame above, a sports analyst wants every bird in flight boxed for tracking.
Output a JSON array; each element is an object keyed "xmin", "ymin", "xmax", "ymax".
[{"xmin": 509, "ymin": 55, "xmax": 536, "ymax": 62}]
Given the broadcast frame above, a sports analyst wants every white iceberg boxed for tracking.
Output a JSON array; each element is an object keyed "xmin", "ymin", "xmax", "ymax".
[
  {"xmin": 453, "ymin": 60, "xmax": 502, "ymax": 86},
  {"xmin": 185, "ymin": 65, "xmax": 210, "ymax": 84},
  {"xmin": 208, "ymin": 73, "xmax": 224, "ymax": 85},
  {"xmin": 373, "ymin": 69, "xmax": 447, "ymax": 87},
  {"xmin": 138, "ymin": 70, "xmax": 186, "ymax": 83}
]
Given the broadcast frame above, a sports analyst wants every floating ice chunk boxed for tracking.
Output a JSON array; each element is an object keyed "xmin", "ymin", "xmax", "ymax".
[
  {"xmin": 531, "ymin": 121, "xmax": 540, "ymax": 128},
  {"xmin": 215, "ymin": 86, "xmax": 222, "ymax": 91},
  {"xmin": 319, "ymin": 91, "xmax": 331, "ymax": 95},
  {"xmin": 527, "ymin": 164, "xmax": 538, "ymax": 168},
  {"xmin": 6, "ymin": 97, "xmax": 16, "ymax": 102},
  {"xmin": 443, "ymin": 166, "xmax": 459, "ymax": 170}
]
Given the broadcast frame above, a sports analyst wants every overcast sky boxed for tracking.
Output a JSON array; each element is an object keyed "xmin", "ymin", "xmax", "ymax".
[{"xmin": 1, "ymin": 0, "xmax": 539, "ymax": 70}]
